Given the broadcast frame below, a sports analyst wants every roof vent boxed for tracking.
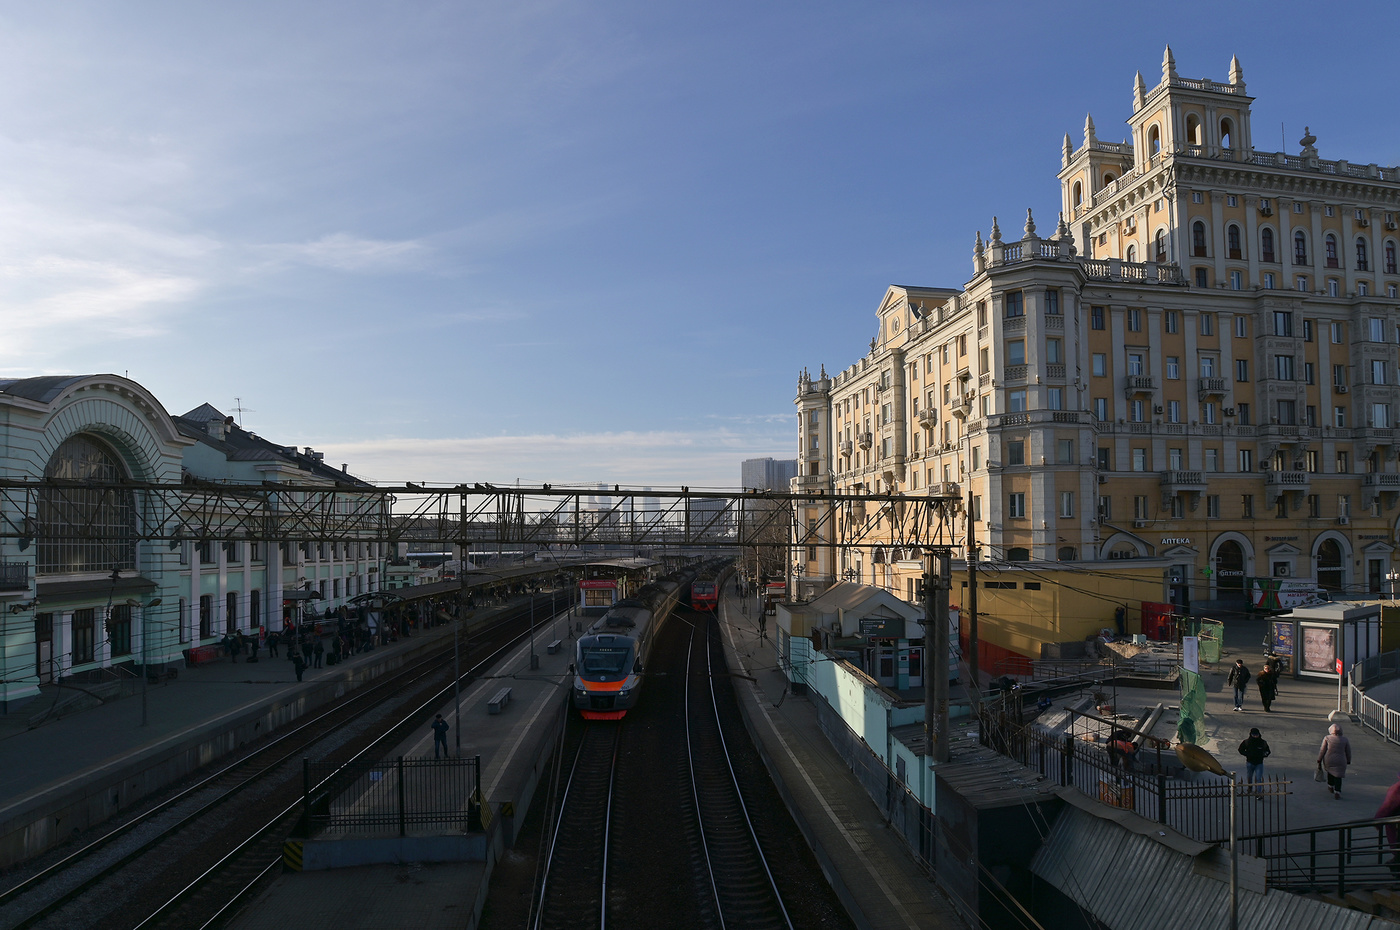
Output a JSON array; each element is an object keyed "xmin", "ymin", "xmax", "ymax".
[{"xmin": 206, "ymin": 418, "xmax": 226, "ymax": 441}]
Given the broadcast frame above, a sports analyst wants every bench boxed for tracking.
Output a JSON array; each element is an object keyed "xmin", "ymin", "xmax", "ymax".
[
  {"xmin": 546, "ymin": 639, "xmax": 562, "ymax": 655},
  {"xmin": 487, "ymin": 687, "xmax": 513, "ymax": 715}
]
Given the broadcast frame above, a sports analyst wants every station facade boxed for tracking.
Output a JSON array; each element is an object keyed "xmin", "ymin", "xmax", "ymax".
[
  {"xmin": 0, "ymin": 376, "xmax": 385, "ymax": 710},
  {"xmin": 794, "ymin": 50, "xmax": 1400, "ymax": 673}
]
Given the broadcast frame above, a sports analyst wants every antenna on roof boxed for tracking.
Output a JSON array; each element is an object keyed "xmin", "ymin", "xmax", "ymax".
[{"xmin": 231, "ymin": 397, "xmax": 255, "ymax": 426}]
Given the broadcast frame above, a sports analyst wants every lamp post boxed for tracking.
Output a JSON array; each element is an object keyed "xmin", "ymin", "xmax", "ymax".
[
  {"xmin": 131, "ymin": 597, "xmax": 164, "ymax": 727},
  {"xmin": 1388, "ymin": 569, "xmax": 1399, "ymax": 602}
]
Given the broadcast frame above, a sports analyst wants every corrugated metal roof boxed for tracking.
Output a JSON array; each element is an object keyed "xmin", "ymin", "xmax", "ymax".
[
  {"xmin": 0, "ymin": 374, "xmax": 91, "ymax": 403},
  {"xmin": 1031, "ymin": 801, "xmax": 1388, "ymax": 929}
]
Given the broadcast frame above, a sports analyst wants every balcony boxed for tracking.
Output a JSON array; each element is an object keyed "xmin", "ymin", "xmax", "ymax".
[
  {"xmin": 1259, "ymin": 423, "xmax": 1313, "ymax": 443},
  {"xmin": 0, "ymin": 561, "xmax": 28, "ymax": 591},
  {"xmin": 1159, "ymin": 471, "xmax": 1207, "ymax": 510},
  {"xmin": 1123, "ymin": 375, "xmax": 1156, "ymax": 397},
  {"xmin": 1265, "ymin": 470, "xmax": 1311, "ymax": 502},
  {"xmin": 1364, "ymin": 474, "xmax": 1400, "ymax": 490},
  {"xmin": 930, "ymin": 482, "xmax": 960, "ymax": 498},
  {"xmin": 840, "ymin": 440, "xmax": 853, "ymax": 457},
  {"xmin": 951, "ymin": 395, "xmax": 973, "ymax": 419},
  {"xmin": 1197, "ymin": 377, "xmax": 1228, "ymax": 399},
  {"xmin": 858, "ymin": 431, "xmax": 873, "ymax": 449},
  {"xmin": 918, "ymin": 408, "xmax": 938, "ymax": 429}
]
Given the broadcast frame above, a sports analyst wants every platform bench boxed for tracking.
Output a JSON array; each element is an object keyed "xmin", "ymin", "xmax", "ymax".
[
  {"xmin": 487, "ymin": 687, "xmax": 513, "ymax": 714},
  {"xmin": 546, "ymin": 639, "xmax": 562, "ymax": 655}
]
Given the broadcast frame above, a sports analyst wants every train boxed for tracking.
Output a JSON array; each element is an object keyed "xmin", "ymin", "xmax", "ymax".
[
  {"xmin": 690, "ymin": 575, "xmax": 719, "ymax": 612},
  {"xmin": 572, "ymin": 568, "xmax": 693, "ymax": 720}
]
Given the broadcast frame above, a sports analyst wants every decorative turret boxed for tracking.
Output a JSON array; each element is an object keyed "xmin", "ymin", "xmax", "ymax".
[
  {"xmin": 973, "ymin": 230, "xmax": 985, "ymax": 275},
  {"xmin": 1062, "ymin": 132, "xmax": 1073, "ymax": 167},
  {"xmin": 1228, "ymin": 54, "xmax": 1244, "ymax": 89},
  {"xmin": 988, "ymin": 216, "xmax": 1004, "ymax": 265},
  {"xmin": 1162, "ymin": 45, "xmax": 1177, "ymax": 83},
  {"xmin": 1084, "ymin": 112, "xmax": 1097, "ymax": 148},
  {"xmin": 1133, "ymin": 71, "xmax": 1146, "ymax": 110}
]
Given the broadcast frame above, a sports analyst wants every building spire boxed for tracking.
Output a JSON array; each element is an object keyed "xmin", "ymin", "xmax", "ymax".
[
  {"xmin": 1133, "ymin": 70, "xmax": 1146, "ymax": 109},
  {"xmin": 1162, "ymin": 45, "xmax": 1177, "ymax": 82},
  {"xmin": 1229, "ymin": 54, "xmax": 1243, "ymax": 86},
  {"xmin": 1062, "ymin": 132, "xmax": 1073, "ymax": 165},
  {"xmin": 1083, "ymin": 112, "xmax": 1097, "ymax": 147},
  {"xmin": 1023, "ymin": 208, "xmax": 1037, "ymax": 239}
]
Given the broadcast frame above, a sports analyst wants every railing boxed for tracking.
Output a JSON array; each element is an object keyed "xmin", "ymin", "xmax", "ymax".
[
  {"xmin": 1044, "ymin": 314, "xmax": 1063, "ymax": 330},
  {"xmin": 1197, "ymin": 377, "xmax": 1227, "ymax": 396},
  {"xmin": 1364, "ymin": 474, "xmax": 1400, "ymax": 488},
  {"xmin": 1003, "ymin": 365, "xmax": 1027, "ymax": 382},
  {"xmin": 1159, "ymin": 471, "xmax": 1204, "ymax": 486},
  {"xmin": 1356, "ymin": 649, "xmax": 1400, "ymax": 688},
  {"xmin": 1124, "ymin": 375, "xmax": 1156, "ymax": 393},
  {"xmin": 980, "ymin": 708, "xmax": 1288, "ymax": 844},
  {"xmin": 1264, "ymin": 471, "xmax": 1311, "ymax": 487},
  {"xmin": 304, "ymin": 755, "xmax": 483, "ymax": 836},
  {"xmin": 1002, "ymin": 315, "xmax": 1025, "ymax": 332},
  {"xmin": 1256, "ymin": 817, "xmax": 1400, "ymax": 894},
  {"xmin": 0, "ymin": 561, "xmax": 28, "ymax": 589},
  {"xmin": 1170, "ymin": 75, "xmax": 1245, "ymax": 95},
  {"xmin": 1046, "ymin": 364, "xmax": 1065, "ymax": 379}
]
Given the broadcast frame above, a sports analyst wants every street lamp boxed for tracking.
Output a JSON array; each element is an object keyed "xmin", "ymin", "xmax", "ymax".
[
  {"xmin": 1387, "ymin": 569, "xmax": 1399, "ymax": 601},
  {"xmin": 130, "ymin": 597, "xmax": 164, "ymax": 727}
]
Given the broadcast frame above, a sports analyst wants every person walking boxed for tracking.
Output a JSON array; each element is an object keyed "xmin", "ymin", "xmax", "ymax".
[
  {"xmin": 266, "ymin": 627, "xmax": 278, "ymax": 658},
  {"xmin": 1376, "ymin": 771, "xmax": 1400, "ymax": 874},
  {"xmin": 1317, "ymin": 723, "xmax": 1353, "ymax": 800},
  {"xmin": 1257, "ymin": 661, "xmax": 1279, "ymax": 712},
  {"xmin": 1237, "ymin": 727, "xmax": 1271, "ymax": 794},
  {"xmin": 293, "ymin": 652, "xmax": 307, "ymax": 682},
  {"xmin": 313, "ymin": 638, "xmax": 324, "ymax": 669},
  {"xmin": 431, "ymin": 714, "xmax": 450, "ymax": 759},
  {"xmin": 1227, "ymin": 659, "xmax": 1251, "ymax": 711}
]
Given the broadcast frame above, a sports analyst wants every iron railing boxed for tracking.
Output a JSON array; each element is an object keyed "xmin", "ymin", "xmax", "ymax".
[
  {"xmin": 304, "ymin": 755, "xmax": 482, "ymax": 836},
  {"xmin": 1253, "ymin": 816, "xmax": 1400, "ymax": 894},
  {"xmin": 980, "ymin": 708, "xmax": 1288, "ymax": 844}
]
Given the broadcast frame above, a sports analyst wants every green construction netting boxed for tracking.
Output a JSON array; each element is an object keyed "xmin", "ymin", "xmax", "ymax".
[
  {"xmin": 1197, "ymin": 618, "xmax": 1223, "ymax": 665},
  {"xmin": 1177, "ymin": 668, "xmax": 1206, "ymax": 744}
]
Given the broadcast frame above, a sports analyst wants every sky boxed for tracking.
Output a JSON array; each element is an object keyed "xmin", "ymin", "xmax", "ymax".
[{"xmin": 3, "ymin": 1, "xmax": 1399, "ymax": 490}]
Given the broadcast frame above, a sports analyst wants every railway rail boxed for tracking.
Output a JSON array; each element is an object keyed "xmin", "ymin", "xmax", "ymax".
[{"xmin": 0, "ymin": 591, "xmax": 567, "ymax": 930}]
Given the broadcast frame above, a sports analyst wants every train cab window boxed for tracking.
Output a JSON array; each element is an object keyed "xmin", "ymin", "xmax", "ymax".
[{"xmin": 581, "ymin": 645, "xmax": 633, "ymax": 675}]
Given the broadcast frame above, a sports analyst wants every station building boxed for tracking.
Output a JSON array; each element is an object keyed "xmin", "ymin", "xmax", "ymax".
[
  {"xmin": 0, "ymin": 376, "xmax": 385, "ymax": 710},
  {"xmin": 794, "ymin": 50, "xmax": 1400, "ymax": 676}
]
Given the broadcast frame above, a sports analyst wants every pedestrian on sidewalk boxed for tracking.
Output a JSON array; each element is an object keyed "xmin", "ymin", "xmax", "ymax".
[
  {"xmin": 266, "ymin": 627, "xmax": 278, "ymax": 658},
  {"xmin": 1317, "ymin": 723, "xmax": 1353, "ymax": 800},
  {"xmin": 293, "ymin": 652, "xmax": 307, "ymax": 682},
  {"xmin": 313, "ymin": 638, "xmax": 324, "ymax": 668},
  {"xmin": 1237, "ymin": 727, "xmax": 1271, "ymax": 793},
  {"xmin": 431, "ymin": 714, "xmax": 450, "ymax": 759},
  {"xmin": 1376, "ymin": 771, "xmax": 1400, "ymax": 874},
  {"xmin": 1257, "ymin": 661, "xmax": 1279, "ymax": 712},
  {"xmin": 1227, "ymin": 659, "xmax": 1251, "ymax": 711}
]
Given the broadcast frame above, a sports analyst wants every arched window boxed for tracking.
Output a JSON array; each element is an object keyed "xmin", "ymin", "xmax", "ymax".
[
  {"xmin": 1192, "ymin": 221, "xmax": 1207, "ymax": 257},
  {"xmin": 873, "ymin": 547, "xmax": 885, "ymax": 564},
  {"xmin": 1294, "ymin": 230, "xmax": 1308, "ymax": 265},
  {"xmin": 1185, "ymin": 113, "xmax": 1202, "ymax": 147},
  {"xmin": 1155, "ymin": 229, "xmax": 1167, "ymax": 263},
  {"xmin": 1220, "ymin": 118, "xmax": 1234, "ymax": 150},
  {"xmin": 1073, "ymin": 181, "xmax": 1082, "ymax": 208},
  {"xmin": 1227, "ymin": 224, "xmax": 1241, "ymax": 258},
  {"xmin": 1057, "ymin": 546, "xmax": 1077, "ymax": 561},
  {"xmin": 1215, "ymin": 540, "xmax": 1245, "ymax": 592},
  {"xmin": 1357, "ymin": 236, "xmax": 1369, "ymax": 271},
  {"xmin": 1387, "ymin": 240, "xmax": 1397, "ymax": 275},
  {"xmin": 1260, "ymin": 228, "xmax": 1275, "ymax": 263},
  {"xmin": 1006, "ymin": 547, "xmax": 1030, "ymax": 562},
  {"xmin": 1149, "ymin": 125, "xmax": 1161, "ymax": 156},
  {"xmin": 1104, "ymin": 172, "xmax": 1116, "ymax": 187},
  {"xmin": 1126, "ymin": 244, "xmax": 1136, "ymax": 263},
  {"xmin": 1317, "ymin": 539, "xmax": 1345, "ymax": 592},
  {"xmin": 37, "ymin": 434, "xmax": 137, "ymax": 575},
  {"xmin": 1325, "ymin": 233, "xmax": 1338, "ymax": 267}
]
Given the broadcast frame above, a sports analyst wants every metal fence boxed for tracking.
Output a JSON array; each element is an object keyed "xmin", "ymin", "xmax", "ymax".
[
  {"xmin": 981, "ymin": 710, "xmax": 1289, "ymax": 844},
  {"xmin": 1255, "ymin": 816, "xmax": 1400, "ymax": 894},
  {"xmin": 811, "ymin": 693, "xmax": 934, "ymax": 867},
  {"xmin": 304, "ymin": 755, "xmax": 483, "ymax": 836},
  {"xmin": 1357, "ymin": 649, "xmax": 1400, "ymax": 688}
]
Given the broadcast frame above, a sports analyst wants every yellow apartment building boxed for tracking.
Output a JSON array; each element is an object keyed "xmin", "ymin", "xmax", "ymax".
[{"xmin": 794, "ymin": 50, "xmax": 1400, "ymax": 676}]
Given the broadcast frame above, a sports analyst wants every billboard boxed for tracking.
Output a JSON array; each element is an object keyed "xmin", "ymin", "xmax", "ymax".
[{"xmin": 1249, "ymin": 577, "xmax": 1327, "ymax": 611}]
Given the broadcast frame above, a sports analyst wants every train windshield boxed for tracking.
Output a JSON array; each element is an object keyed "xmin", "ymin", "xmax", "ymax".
[{"xmin": 580, "ymin": 645, "xmax": 633, "ymax": 675}]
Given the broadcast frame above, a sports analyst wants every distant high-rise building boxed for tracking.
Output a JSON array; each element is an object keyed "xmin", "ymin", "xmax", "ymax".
[{"xmin": 741, "ymin": 457, "xmax": 798, "ymax": 492}]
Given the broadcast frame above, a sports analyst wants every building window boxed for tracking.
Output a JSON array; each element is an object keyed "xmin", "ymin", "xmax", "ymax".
[
  {"xmin": 1192, "ymin": 191, "xmax": 1203, "ymax": 204},
  {"xmin": 1196, "ymin": 268, "xmax": 1208, "ymax": 288},
  {"xmin": 1373, "ymin": 403, "xmax": 1392, "ymax": 428},
  {"xmin": 1134, "ymin": 495, "xmax": 1149, "ymax": 520},
  {"xmin": 1239, "ymin": 449, "xmax": 1253, "ymax": 472},
  {"xmin": 1048, "ymin": 387, "xmax": 1063, "ymax": 410},
  {"xmin": 1305, "ymin": 362, "xmax": 1315, "ymax": 385},
  {"xmin": 1155, "ymin": 230, "xmax": 1167, "ymax": 263},
  {"xmin": 1093, "ymin": 397, "xmax": 1107, "ymax": 421},
  {"xmin": 1374, "ymin": 359, "xmax": 1388, "ymax": 385},
  {"xmin": 1328, "ymin": 278, "xmax": 1340, "ymax": 297},
  {"xmin": 1099, "ymin": 495, "xmax": 1112, "ymax": 521},
  {"xmin": 1326, "ymin": 233, "xmax": 1339, "ymax": 267},
  {"xmin": 1332, "ymin": 321, "xmax": 1345, "ymax": 344},
  {"xmin": 1092, "ymin": 305, "xmax": 1105, "ymax": 330},
  {"xmin": 1207, "ymin": 495, "xmax": 1220, "ymax": 518},
  {"xmin": 226, "ymin": 592, "xmax": 238, "ymax": 633},
  {"xmin": 1303, "ymin": 319, "xmax": 1313, "ymax": 342},
  {"xmin": 1204, "ymin": 402, "xmax": 1217, "ymax": 424},
  {"xmin": 1130, "ymin": 399, "xmax": 1145, "ymax": 422},
  {"xmin": 1236, "ymin": 359, "xmax": 1249, "ymax": 382},
  {"xmin": 1235, "ymin": 316, "xmax": 1247, "ymax": 338},
  {"xmin": 1132, "ymin": 448, "xmax": 1146, "ymax": 472},
  {"xmin": 1206, "ymin": 448, "xmax": 1219, "ymax": 472},
  {"xmin": 1274, "ymin": 311, "xmax": 1293, "ymax": 336},
  {"xmin": 1371, "ymin": 317, "xmax": 1386, "ymax": 342},
  {"xmin": 1097, "ymin": 447, "xmax": 1111, "ymax": 470},
  {"xmin": 1200, "ymin": 313, "xmax": 1214, "ymax": 336},
  {"xmin": 1167, "ymin": 400, "xmax": 1180, "ymax": 423},
  {"xmin": 1045, "ymin": 289, "xmax": 1060, "ymax": 315},
  {"xmin": 1170, "ymin": 497, "xmax": 1185, "ymax": 519},
  {"xmin": 199, "ymin": 595, "xmax": 213, "ymax": 639},
  {"xmin": 1169, "ymin": 447, "xmax": 1183, "ymax": 471},
  {"xmin": 1295, "ymin": 231, "xmax": 1308, "ymax": 265},
  {"xmin": 73, "ymin": 608, "xmax": 95, "ymax": 665},
  {"xmin": 1237, "ymin": 403, "xmax": 1250, "ymax": 425},
  {"xmin": 1166, "ymin": 356, "xmax": 1179, "ymax": 379},
  {"xmin": 1357, "ymin": 237, "xmax": 1370, "ymax": 271},
  {"xmin": 1008, "ymin": 390, "xmax": 1027, "ymax": 413},
  {"xmin": 1277, "ymin": 400, "xmax": 1296, "ymax": 425},
  {"xmin": 1165, "ymin": 310, "xmax": 1179, "ymax": 333},
  {"xmin": 1060, "ymin": 491, "xmax": 1074, "ymax": 517},
  {"xmin": 1227, "ymin": 224, "xmax": 1242, "ymax": 258},
  {"xmin": 1242, "ymin": 494, "xmax": 1254, "ymax": 518},
  {"xmin": 1057, "ymin": 439, "xmax": 1074, "ymax": 463},
  {"xmin": 1261, "ymin": 227, "xmax": 1275, "ymax": 263},
  {"xmin": 1264, "ymin": 272, "xmax": 1276, "ymax": 289},
  {"xmin": 1335, "ymin": 406, "xmax": 1347, "ymax": 428},
  {"xmin": 1200, "ymin": 356, "xmax": 1216, "ymax": 378},
  {"xmin": 38, "ymin": 435, "xmax": 137, "ymax": 576},
  {"xmin": 1307, "ymin": 450, "xmax": 1320, "ymax": 473},
  {"xmin": 1308, "ymin": 494, "xmax": 1321, "ymax": 518},
  {"xmin": 1008, "ymin": 493, "xmax": 1026, "ymax": 518},
  {"xmin": 1128, "ymin": 308, "xmax": 1141, "ymax": 331},
  {"xmin": 1127, "ymin": 353, "xmax": 1144, "ymax": 376},
  {"xmin": 250, "ymin": 590, "xmax": 261, "ymax": 629},
  {"xmin": 1007, "ymin": 441, "xmax": 1025, "ymax": 466},
  {"xmin": 1192, "ymin": 221, "xmax": 1207, "ymax": 257},
  {"xmin": 1046, "ymin": 338, "xmax": 1062, "ymax": 364},
  {"xmin": 1004, "ymin": 291, "xmax": 1024, "ymax": 317},
  {"xmin": 1297, "ymin": 275, "xmax": 1308, "ymax": 292},
  {"xmin": 1229, "ymin": 270, "xmax": 1242, "ymax": 290},
  {"xmin": 1337, "ymin": 450, "xmax": 1350, "ymax": 473},
  {"xmin": 1092, "ymin": 353, "xmax": 1107, "ymax": 377},
  {"xmin": 1275, "ymin": 355, "xmax": 1295, "ymax": 380}
]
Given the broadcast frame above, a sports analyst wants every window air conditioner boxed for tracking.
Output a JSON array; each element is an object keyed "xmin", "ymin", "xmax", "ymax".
[
  {"xmin": 1223, "ymin": 407, "xmax": 1236, "ymax": 416},
  {"xmin": 1337, "ymin": 385, "xmax": 1349, "ymax": 393},
  {"xmin": 1258, "ymin": 200, "xmax": 1273, "ymax": 216},
  {"xmin": 1338, "ymin": 515, "xmax": 1350, "ymax": 525},
  {"xmin": 1153, "ymin": 405, "xmax": 1164, "ymax": 414}
]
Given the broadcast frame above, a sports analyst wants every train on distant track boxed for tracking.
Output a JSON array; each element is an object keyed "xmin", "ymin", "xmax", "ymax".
[
  {"xmin": 690, "ymin": 570, "xmax": 719, "ymax": 612},
  {"xmin": 571, "ymin": 560, "xmax": 729, "ymax": 720}
]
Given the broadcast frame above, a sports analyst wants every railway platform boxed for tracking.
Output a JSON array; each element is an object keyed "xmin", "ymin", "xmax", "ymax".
[
  {"xmin": 227, "ymin": 605, "xmax": 580, "ymax": 929},
  {"xmin": 716, "ymin": 589, "xmax": 965, "ymax": 930},
  {"xmin": 0, "ymin": 597, "xmax": 543, "ymax": 871}
]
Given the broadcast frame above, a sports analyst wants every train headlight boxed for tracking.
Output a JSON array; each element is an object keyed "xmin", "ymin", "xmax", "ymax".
[{"xmin": 617, "ymin": 688, "xmax": 630, "ymax": 699}]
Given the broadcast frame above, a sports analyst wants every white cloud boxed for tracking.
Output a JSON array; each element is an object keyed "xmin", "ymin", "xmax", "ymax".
[
  {"xmin": 316, "ymin": 428, "xmax": 792, "ymax": 490},
  {"xmin": 259, "ymin": 232, "xmax": 429, "ymax": 273}
]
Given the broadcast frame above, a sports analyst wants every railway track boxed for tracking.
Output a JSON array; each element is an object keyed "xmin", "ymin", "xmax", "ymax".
[
  {"xmin": 0, "ymin": 592, "xmax": 567, "ymax": 930},
  {"xmin": 685, "ymin": 619, "xmax": 791, "ymax": 930}
]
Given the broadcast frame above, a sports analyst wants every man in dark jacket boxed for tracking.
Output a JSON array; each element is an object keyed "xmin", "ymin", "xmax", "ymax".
[
  {"xmin": 1256, "ymin": 661, "xmax": 1279, "ymax": 712},
  {"xmin": 1227, "ymin": 660, "xmax": 1251, "ymax": 711},
  {"xmin": 1238, "ymin": 727, "xmax": 1271, "ymax": 793}
]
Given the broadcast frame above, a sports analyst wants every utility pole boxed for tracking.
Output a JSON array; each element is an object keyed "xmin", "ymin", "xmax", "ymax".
[
  {"xmin": 966, "ymin": 489, "xmax": 980, "ymax": 703},
  {"xmin": 923, "ymin": 550, "xmax": 950, "ymax": 764}
]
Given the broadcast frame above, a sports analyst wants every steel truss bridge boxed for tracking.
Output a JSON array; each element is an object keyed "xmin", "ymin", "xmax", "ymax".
[{"xmin": 0, "ymin": 480, "xmax": 965, "ymax": 552}]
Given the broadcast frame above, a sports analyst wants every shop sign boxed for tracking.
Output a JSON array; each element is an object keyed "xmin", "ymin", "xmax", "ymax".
[{"xmin": 1160, "ymin": 537, "xmax": 1192, "ymax": 546}]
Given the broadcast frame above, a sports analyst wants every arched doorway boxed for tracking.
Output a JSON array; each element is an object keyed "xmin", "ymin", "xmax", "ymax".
[
  {"xmin": 1215, "ymin": 540, "xmax": 1245, "ymax": 591},
  {"xmin": 1316, "ymin": 538, "xmax": 1345, "ymax": 592}
]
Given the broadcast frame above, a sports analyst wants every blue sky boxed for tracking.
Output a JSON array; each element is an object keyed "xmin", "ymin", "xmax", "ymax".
[{"xmin": 4, "ymin": 2, "xmax": 1398, "ymax": 489}]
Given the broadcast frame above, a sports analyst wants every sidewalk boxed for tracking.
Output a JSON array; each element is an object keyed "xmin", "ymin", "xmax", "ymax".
[{"xmin": 717, "ymin": 589, "xmax": 964, "ymax": 930}]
